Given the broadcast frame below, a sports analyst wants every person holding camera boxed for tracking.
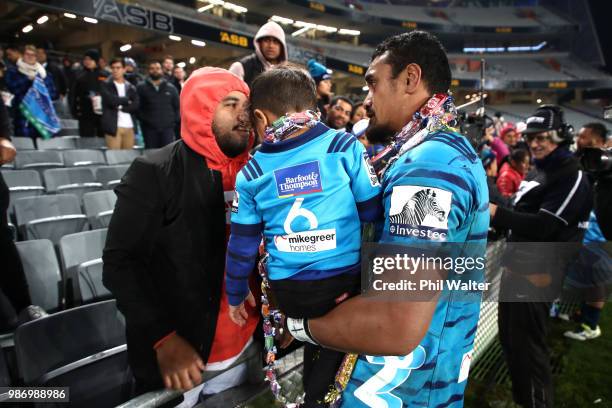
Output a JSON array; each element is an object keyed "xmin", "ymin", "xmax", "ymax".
[{"xmin": 489, "ymin": 105, "xmax": 592, "ymax": 408}]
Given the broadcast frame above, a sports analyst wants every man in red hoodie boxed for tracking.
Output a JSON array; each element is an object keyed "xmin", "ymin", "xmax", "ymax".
[{"xmin": 103, "ymin": 67, "xmax": 259, "ymax": 398}]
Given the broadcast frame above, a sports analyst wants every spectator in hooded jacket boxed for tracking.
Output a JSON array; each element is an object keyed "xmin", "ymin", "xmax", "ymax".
[
  {"xmin": 229, "ymin": 21, "xmax": 288, "ymax": 87},
  {"xmin": 497, "ymin": 148, "xmax": 530, "ymax": 197},
  {"xmin": 69, "ymin": 49, "xmax": 109, "ymax": 137},
  {"xmin": 5, "ymin": 44, "xmax": 57, "ymax": 139},
  {"xmin": 103, "ymin": 67, "xmax": 259, "ymax": 397}
]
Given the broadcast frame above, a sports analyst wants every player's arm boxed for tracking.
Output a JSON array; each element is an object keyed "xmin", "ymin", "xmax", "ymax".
[
  {"xmin": 300, "ymin": 162, "xmax": 476, "ymax": 355},
  {"xmin": 225, "ymin": 174, "xmax": 262, "ymax": 310},
  {"xmin": 347, "ymin": 138, "xmax": 383, "ymax": 222}
]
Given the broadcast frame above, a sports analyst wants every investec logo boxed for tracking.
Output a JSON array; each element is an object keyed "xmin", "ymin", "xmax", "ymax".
[{"xmin": 275, "ymin": 229, "xmax": 336, "ymax": 253}]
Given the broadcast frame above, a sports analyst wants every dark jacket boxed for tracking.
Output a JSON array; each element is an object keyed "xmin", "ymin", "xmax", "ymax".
[
  {"xmin": 69, "ymin": 67, "xmax": 108, "ymax": 119},
  {"xmin": 102, "ymin": 140, "xmax": 227, "ymax": 386},
  {"xmin": 136, "ymin": 79, "xmax": 179, "ymax": 130},
  {"xmin": 238, "ymin": 54, "xmax": 264, "ymax": 87},
  {"xmin": 100, "ymin": 78, "xmax": 139, "ymax": 136},
  {"xmin": 43, "ymin": 61, "xmax": 67, "ymax": 96},
  {"xmin": 493, "ymin": 147, "xmax": 592, "ymax": 243}
]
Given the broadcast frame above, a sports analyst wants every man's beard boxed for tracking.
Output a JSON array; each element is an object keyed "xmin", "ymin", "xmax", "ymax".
[
  {"xmin": 212, "ymin": 122, "xmax": 249, "ymax": 158},
  {"xmin": 366, "ymin": 120, "xmax": 395, "ymax": 145}
]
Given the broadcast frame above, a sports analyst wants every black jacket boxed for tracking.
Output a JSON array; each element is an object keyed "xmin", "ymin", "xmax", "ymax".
[
  {"xmin": 136, "ymin": 79, "xmax": 179, "ymax": 130},
  {"xmin": 43, "ymin": 61, "xmax": 67, "ymax": 96},
  {"xmin": 100, "ymin": 78, "xmax": 139, "ymax": 136},
  {"xmin": 238, "ymin": 54, "xmax": 264, "ymax": 87},
  {"xmin": 69, "ymin": 67, "xmax": 108, "ymax": 119},
  {"xmin": 102, "ymin": 141, "xmax": 227, "ymax": 386},
  {"xmin": 493, "ymin": 148, "xmax": 592, "ymax": 243}
]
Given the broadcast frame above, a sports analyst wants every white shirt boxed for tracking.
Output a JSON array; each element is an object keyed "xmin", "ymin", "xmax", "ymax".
[{"xmin": 114, "ymin": 81, "xmax": 133, "ymax": 129}]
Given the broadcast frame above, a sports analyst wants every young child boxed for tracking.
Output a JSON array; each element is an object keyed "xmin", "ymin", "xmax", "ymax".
[{"xmin": 225, "ymin": 65, "xmax": 382, "ymax": 405}]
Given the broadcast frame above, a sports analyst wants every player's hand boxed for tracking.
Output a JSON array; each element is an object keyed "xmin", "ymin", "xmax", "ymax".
[
  {"xmin": 229, "ymin": 291, "xmax": 256, "ymax": 327},
  {"xmin": 0, "ymin": 138, "xmax": 17, "ymax": 165},
  {"xmin": 156, "ymin": 333, "xmax": 204, "ymax": 391},
  {"xmin": 489, "ymin": 203, "xmax": 498, "ymax": 218},
  {"xmin": 275, "ymin": 314, "xmax": 294, "ymax": 349}
]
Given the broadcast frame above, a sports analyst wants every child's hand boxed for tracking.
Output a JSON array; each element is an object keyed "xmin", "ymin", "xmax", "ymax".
[{"xmin": 228, "ymin": 291, "xmax": 256, "ymax": 327}]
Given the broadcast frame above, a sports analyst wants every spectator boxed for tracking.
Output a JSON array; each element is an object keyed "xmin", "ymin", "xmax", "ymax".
[
  {"xmin": 484, "ymin": 122, "xmax": 510, "ymax": 166},
  {"xmin": 98, "ymin": 56, "xmax": 111, "ymax": 74},
  {"xmin": 62, "ymin": 56, "xmax": 77, "ymax": 91},
  {"xmin": 496, "ymin": 148, "xmax": 530, "ymax": 197},
  {"xmin": 4, "ymin": 45, "xmax": 20, "ymax": 67},
  {"xmin": 490, "ymin": 105, "xmax": 592, "ymax": 408},
  {"xmin": 500, "ymin": 123, "xmax": 518, "ymax": 147},
  {"xmin": 5, "ymin": 44, "xmax": 58, "ymax": 139},
  {"xmin": 348, "ymin": 102, "xmax": 366, "ymax": 132},
  {"xmin": 103, "ymin": 67, "xmax": 258, "ymax": 396},
  {"xmin": 480, "ymin": 146, "xmax": 507, "ymax": 206},
  {"xmin": 171, "ymin": 65, "xmax": 186, "ymax": 93},
  {"xmin": 576, "ymin": 122, "xmax": 607, "ymax": 153},
  {"xmin": 325, "ymin": 96, "xmax": 353, "ymax": 131},
  {"xmin": 0, "ymin": 100, "xmax": 47, "ymax": 331},
  {"xmin": 100, "ymin": 58, "xmax": 139, "ymax": 150},
  {"xmin": 229, "ymin": 21, "xmax": 287, "ymax": 87},
  {"xmin": 162, "ymin": 55, "xmax": 174, "ymax": 82},
  {"xmin": 36, "ymin": 47, "xmax": 67, "ymax": 98},
  {"xmin": 136, "ymin": 61, "xmax": 179, "ymax": 148},
  {"xmin": 69, "ymin": 49, "xmax": 109, "ymax": 137},
  {"xmin": 307, "ymin": 59, "xmax": 333, "ymax": 120},
  {"xmin": 124, "ymin": 57, "xmax": 143, "ymax": 86}
]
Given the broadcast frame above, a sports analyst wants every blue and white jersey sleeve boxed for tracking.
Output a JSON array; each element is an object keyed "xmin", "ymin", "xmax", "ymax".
[
  {"xmin": 382, "ymin": 160, "xmax": 483, "ymax": 244},
  {"xmin": 225, "ymin": 170, "xmax": 263, "ymax": 306},
  {"xmin": 346, "ymin": 140, "xmax": 383, "ymax": 222}
]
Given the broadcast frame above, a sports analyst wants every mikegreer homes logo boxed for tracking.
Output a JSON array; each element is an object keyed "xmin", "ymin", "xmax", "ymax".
[{"xmin": 273, "ymin": 161, "xmax": 336, "ymax": 253}]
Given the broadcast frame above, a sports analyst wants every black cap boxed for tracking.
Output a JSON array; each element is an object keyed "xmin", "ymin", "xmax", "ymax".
[
  {"xmin": 522, "ymin": 105, "xmax": 564, "ymax": 135},
  {"xmin": 84, "ymin": 49, "xmax": 100, "ymax": 62}
]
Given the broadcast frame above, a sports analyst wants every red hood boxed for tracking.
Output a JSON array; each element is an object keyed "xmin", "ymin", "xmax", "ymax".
[{"xmin": 180, "ymin": 67, "xmax": 252, "ymax": 190}]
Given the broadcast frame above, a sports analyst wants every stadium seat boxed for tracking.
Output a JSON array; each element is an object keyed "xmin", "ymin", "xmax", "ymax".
[
  {"xmin": 0, "ymin": 348, "xmax": 10, "ymax": 387},
  {"xmin": 62, "ymin": 149, "xmax": 106, "ymax": 167},
  {"xmin": 13, "ymin": 194, "xmax": 87, "ymax": 245},
  {"xmin": 14, "ymin": 151, "xmax": 63, "ymax": 175},
  {"xmin": 15, "ymin": 239, "xmax": 62, "ymax": 313},
  {"xmin": 83, "ymin": 190, "xmax": 117, "ymax": 229},
  {"xmin": 0, "ymin": 170, "xmax": 45, "ymax": 213},
  {"xmin": 11, "ymin": 137, "xmax": 35, "ymax": 150},
  {"xmin": 14, "ymin": 300, "xmax": 131, "ymax": 408},
  {"xmin": 75, "ymin": 137, "xmax": 107, "ymax": 150},
  {"xmin": 43, "ymin": 167, "xmax": 102, "ymax": 200},
  {"xmin": 37, "ymin": 137, "xmax": 77, "ymax": 150},
  {"xmin": 59, "ymin": 229, "xmax": 110, "ymax": 305},
  {"xmin": 95, "ymin": 165, "xmax": 129, "ymax": 189},
  {"xmin": 105, "ymin": 149, "xmax": 141, "ymax": 165}
]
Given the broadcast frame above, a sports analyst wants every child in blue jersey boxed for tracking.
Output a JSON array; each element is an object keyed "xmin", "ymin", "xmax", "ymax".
[{"xmin": 225, "ymin": 66, "xmax": 382, "ymax": 406}]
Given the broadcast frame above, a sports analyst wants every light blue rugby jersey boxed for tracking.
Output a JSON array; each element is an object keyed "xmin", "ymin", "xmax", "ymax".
[
  {"xmin": 341, "ymin": 130, "xmax": 490, "ymax": 408},
  {"xmin": 226, "ymin": 123, "xmax": 382, "ymax": 305}
]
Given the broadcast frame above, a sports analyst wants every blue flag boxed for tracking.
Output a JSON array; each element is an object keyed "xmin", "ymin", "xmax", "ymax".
[{"xmin": 19, "ymin": 76, "xmax": 60, "ymax": 140}]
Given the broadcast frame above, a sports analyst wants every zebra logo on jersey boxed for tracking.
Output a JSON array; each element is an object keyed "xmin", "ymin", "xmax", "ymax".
[{"xmin": 388, "ymin": 186, "xmax": 452, "ymax": 240}]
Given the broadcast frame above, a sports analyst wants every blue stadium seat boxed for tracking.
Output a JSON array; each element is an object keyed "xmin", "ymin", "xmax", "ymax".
[
  {"xmin": 14, "ymin": 300, "xmax": 131, "ymax": 408},
  {"xmin": 15, "ymin": 239, "xmax": 62, "ymax": 313}
]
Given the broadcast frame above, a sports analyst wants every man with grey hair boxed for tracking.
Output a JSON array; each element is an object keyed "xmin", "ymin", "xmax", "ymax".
[{"xmin": 490, "ymin": 105, "xmax": 592, "ymax": 408}]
